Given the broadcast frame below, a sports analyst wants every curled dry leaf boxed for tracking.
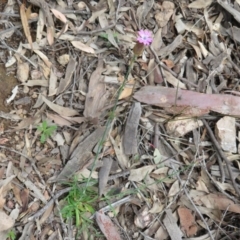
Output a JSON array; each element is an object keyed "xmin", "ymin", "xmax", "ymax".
[
  {"xmin": 51, "ymin": 8, "xmax": 67, "ymax": 23},
  {"xmin": 119, "ymin": 78, "xmax": 135, "ymax": 100},
  {"xmin": 51, "ymin": 8, "xmax": 68, "ymax": 33}
]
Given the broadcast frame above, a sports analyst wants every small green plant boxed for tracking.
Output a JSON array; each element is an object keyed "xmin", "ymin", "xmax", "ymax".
[
  {"xmin": 99, "ymin": 32, "xmax": 119, "ymax": 46},
  {"xmin": 61, "ymin": 178, "xmax": 100, "ymax": 236},
  {"xmin": 37, "ymin": 120, "xmax": 57, "ymax": 143},
  {"xmin": 7, "ymin": 229, "xmax": 16, "ymax": 240}
]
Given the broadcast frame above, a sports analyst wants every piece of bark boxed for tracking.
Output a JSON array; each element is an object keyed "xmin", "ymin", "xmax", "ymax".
[
  {"xmin": 215, "ymin": 116, "xmax": 236, "ymax": 153},
  {"xmin": 98, "ymin": 158, "xmax": 113, "ymax": 196},
  {"xmin": 57, "ymin": 127, "xmax": 105, "ymax": 181},
  {"xmin": 123, "ymin": 102, "xmax": 142, "ymax": 155},
  {"xmin": 134, "ymin": 86, "xmax": 240, "ymax": 117}
]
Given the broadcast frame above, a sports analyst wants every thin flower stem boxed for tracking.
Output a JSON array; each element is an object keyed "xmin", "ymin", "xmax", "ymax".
[{"xmin": 84, "ymin": 55, "xmax": 137, "ymax": 192}]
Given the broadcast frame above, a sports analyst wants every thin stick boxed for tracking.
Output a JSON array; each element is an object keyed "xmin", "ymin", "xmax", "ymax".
[
  {"xmin": 28, "ymin": 187, "xmax": 71, "ymax": 221},
  {"xmin": 150, "ymin": 46, "xmax": 198, "ymax": 88},
  {"xmin": 202, "ymin": 119, "xmax": 240, "ymax": 197},
  {"xmin": 0, "ymin": 145, "xmax": 67, "ymax": 233},
  {"xmin": 171, "ymin": 163, "xmax": 215, "ymax": 240}
]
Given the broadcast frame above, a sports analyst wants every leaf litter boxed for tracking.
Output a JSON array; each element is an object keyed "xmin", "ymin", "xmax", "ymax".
[{"xmin": 1, "ymin": 0, "xmax": 240, "ymax": 239}]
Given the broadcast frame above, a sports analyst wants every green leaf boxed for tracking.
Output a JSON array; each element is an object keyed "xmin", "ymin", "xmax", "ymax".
[
  {"xmin": 153, "ymin": 148, "xmax": 162, "ymax": 164},
  {"xmin": 40, "ymin": 134, "xmax": 46, "ymax": 143}
]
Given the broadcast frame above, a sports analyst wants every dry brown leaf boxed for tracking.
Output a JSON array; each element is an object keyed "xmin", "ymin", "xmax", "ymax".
[
  {"xmin": 46, "ymin": 112, "xmax": 73, "ymax": 126},
  {"xmin": 128, "ymin": 166, "xmax": 155, "ymax": 182},
  {"xmin": 188, "ymin": 0, "xmax": 213, "ymax": 8},
  {"xmin": 42, "ymin": 95, "xmax": 79, "ymax": 117},
  {"xmin": 71, "ymin": 41, "xmax": 95, "ymax": 54},
  {"xmin": 196, "ymin": 179, "xmax": 209, "ymax": 193},
  {"xmin": 14, "ymin": 116, "xmax": 40, "ymax": 130},
  {"xmin": 0, "ymin": 210, "xmax": 14, "ymax": 231},
  {"xmin": 178, "ymin": 207, "xmax": 198, "ymax": 237},
  {"xmin": 155, "ymin": 1, "xmax": 175, "ymax": 28},
  {"xmin": 162, "ymin": 59, "xmax": 175, "ymax": 68},
  {"xmin": 119, "ymin": 77, "xmax": 135, "ymax": 100},
  {"xmin": 57, "ymin": 127, "xmax": 105, "ymax": 180},
  {"xmin": 96, "ymin": 211, "xmax": 121, "ymax": 240},
  {"xmin": 168, "ymin": 180, "xmax": 180, "ymax": 197},
  {"xmin": 12, "ymin": 185, "xmax": 22, "ymax": 206},
  {"xmin": 51, "ymin": 8, "xmax": 67, "ymax": 23},
  {"xmin": 34, "ymin": 50, "xmax": 52, "ymax": 68},
  {"xmin": 47, "ymin": 26, "xmax": 54, "ymax": 46},
  {"xmin": 201, "ymin": 193, "xmax": 240, "ymax": 213},
  {"xmin": 39, "ymin": 203, "xmax": 54, "ymax": 224},
  {"xmin": 38, "ymin": 60, "xmax": 51, "ymax": 79},
  {"xmin": 20, "ymin": 189, "xmax": 29, "ymax": 212},
  {"xmin": 62, "ymin": 116, "xmax": 86, "ymax": 124},
  {"xmin": 162, "ymin": 69, "xmax": 186, "ymax": 89},
  {"xmin": 36, "ymin": 9, "xmax": 44, "ymax": 42},
  {"xmin": 48, "ymin": 68, "xmax": 58, "ymax": 96},
  {"xmin": 57, "ymin": 57, "xmax": 76, "ymax": 94},
  {"xmin": 109, "ymin": 135, "xmax": 129, "ymax": 169},
  {"xmin": 20, "ymin": 4, "xmax": 33, "ymax": 51},
  {"xmin": 83, "ymin": 59, "xmax": 108, "ymax": 119}
]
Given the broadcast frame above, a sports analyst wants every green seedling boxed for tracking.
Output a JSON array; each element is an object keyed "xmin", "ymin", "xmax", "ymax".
[
  {"xmin": 99, "ymin": 32, "xmax": 119, "ymax": 46},
  {"xmin": 61, "ymin": 177, "xmax": 100, "ymax": 237},
  {"xmin": 37, "ymin": 120, "xmax": 57, "ymax": 143},
  {"xmin": 7, "ymin": 229, "xmax": 16, "ymax": 240}
]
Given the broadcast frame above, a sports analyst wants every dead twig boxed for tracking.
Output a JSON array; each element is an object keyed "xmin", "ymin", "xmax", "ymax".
[
  {"xmin": 202, "ymin": 119, "xmax": 240, "ymax": 198},
  {"xmin": 150, "ymin": 46, "xmax": 198, "ymax": 88},
  {"xmin": 0, "ymin": 145, "xmax": 68, "ymax": 234},
  {"xmin": 171, "ymin": 163, "xmax": 215, "ymax": 240},
  {"xmin": 76, "ymin": 23, "xmax": 116, "ymax": 35},
  {"xmin": 28, "ymin": 187, "xmax": 71, "ymax": 221}
]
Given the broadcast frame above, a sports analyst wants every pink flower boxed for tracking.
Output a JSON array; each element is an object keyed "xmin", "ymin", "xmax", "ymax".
[{"xmin": 137, "ymin": 29, "xmax": 153, "ymax": 46}]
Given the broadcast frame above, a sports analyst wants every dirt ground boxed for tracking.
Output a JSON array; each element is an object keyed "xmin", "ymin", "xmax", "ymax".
[{"xmin": 0, "ymin": 0, "xmax": 240, "ymax": 239}]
